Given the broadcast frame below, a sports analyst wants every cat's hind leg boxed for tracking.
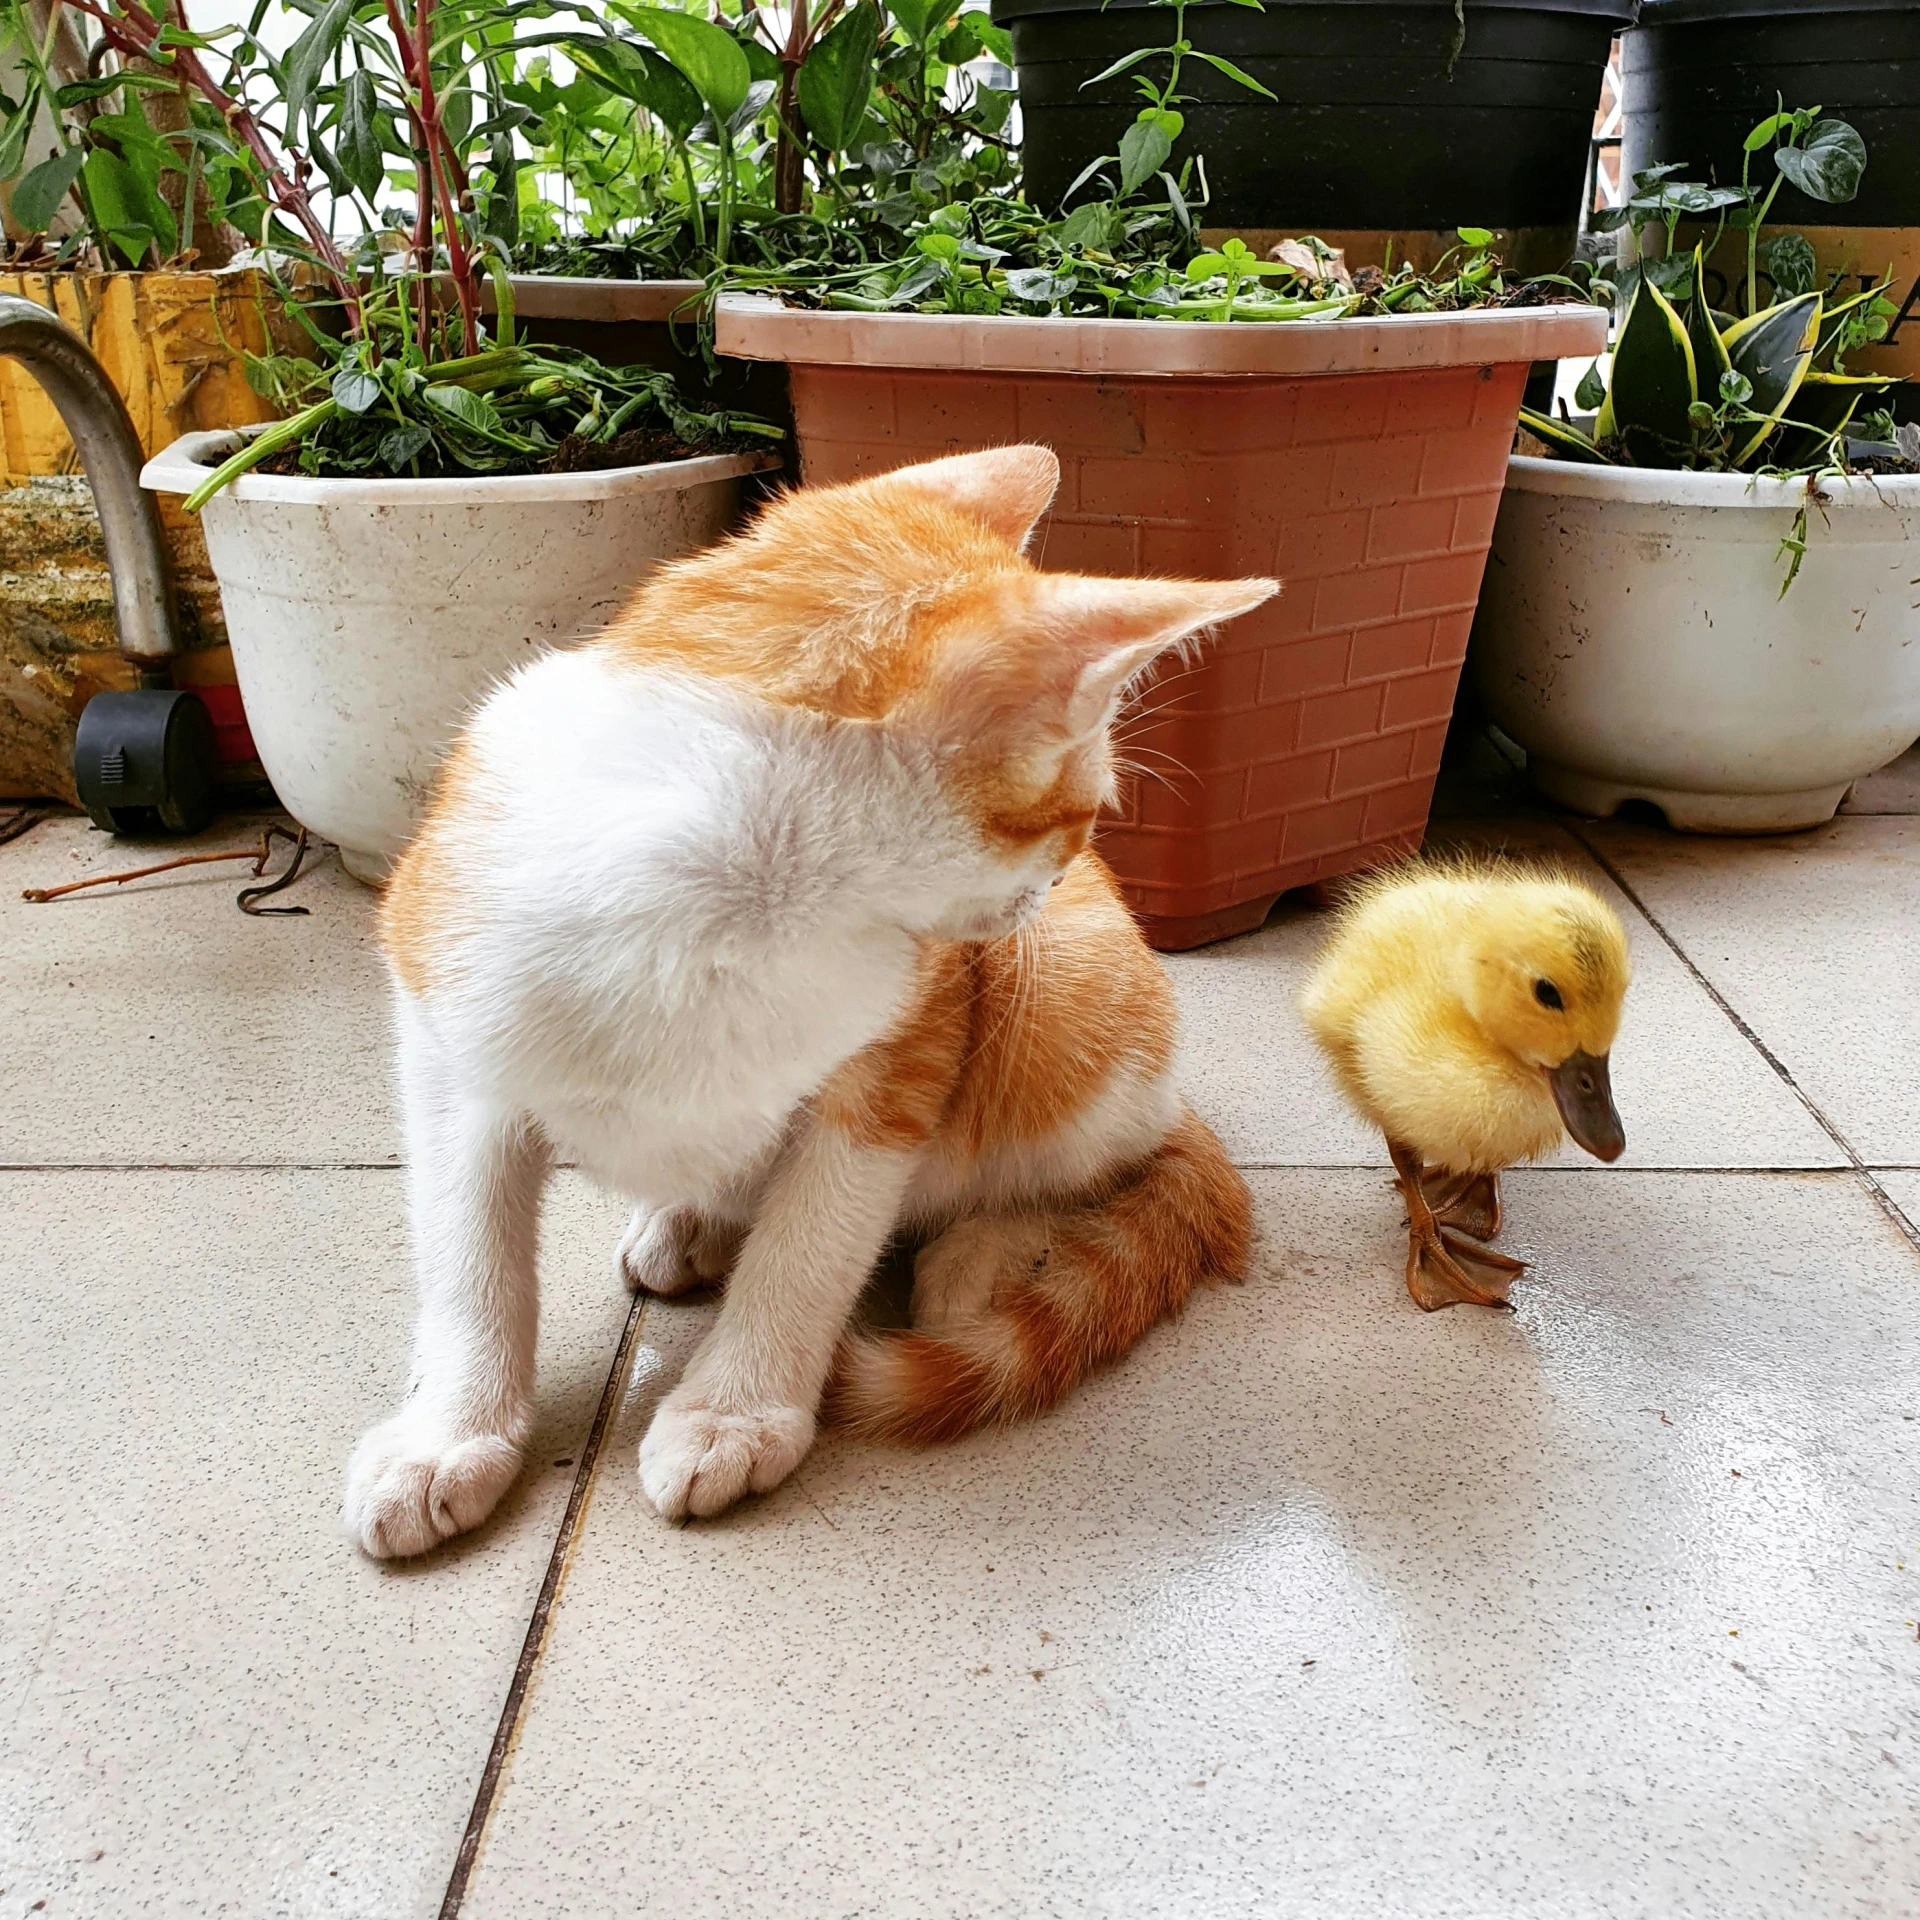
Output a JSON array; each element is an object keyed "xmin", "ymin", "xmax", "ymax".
[
  {"xmin": 912, "ymin": 1213, "xmax": 1050, "ymax": 1332},
  {"xmin": 345, "ymin": 998, "xmax": 551, "ymax": 1559},
  {"xmin": 616, "ymin": 1205, "xmax": 747, "ymax": 1296}
]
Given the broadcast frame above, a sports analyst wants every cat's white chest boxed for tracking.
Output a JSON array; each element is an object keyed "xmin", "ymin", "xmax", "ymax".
[
  {"xmin": 431, "ymin": 651, "xmax": 929, "ymax": 1204},
  {"xmin": 509, "ymin": 925, "xmax": 915, "ymax": 1202}
]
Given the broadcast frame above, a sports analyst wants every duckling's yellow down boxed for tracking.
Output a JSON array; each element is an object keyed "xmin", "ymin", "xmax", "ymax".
[{"xmin": 1301, "ymin": 861, "xmax": 1631, "ymax": 1176}]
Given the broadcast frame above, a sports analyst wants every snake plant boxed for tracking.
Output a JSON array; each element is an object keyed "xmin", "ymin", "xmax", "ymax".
[{"xmin": 1520, "ymin": 249, "xmax": 1895, "ymax": 474}]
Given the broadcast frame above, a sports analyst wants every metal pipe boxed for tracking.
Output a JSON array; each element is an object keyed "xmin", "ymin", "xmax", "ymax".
[{"xmin": 0, "ymin": 291, "xmax": 179, "ymax": 669}]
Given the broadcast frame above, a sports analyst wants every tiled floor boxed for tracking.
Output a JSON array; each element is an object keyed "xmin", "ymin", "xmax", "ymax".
[{"xmin": 4, "ymin": 750, "xmax": 1918, "ymax": 1920}]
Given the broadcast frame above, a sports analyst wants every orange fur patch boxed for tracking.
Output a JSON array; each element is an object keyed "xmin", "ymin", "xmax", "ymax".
[{"xmin": 826, "ymin": 1104, "xmax": 1251, "ymax": 1445}]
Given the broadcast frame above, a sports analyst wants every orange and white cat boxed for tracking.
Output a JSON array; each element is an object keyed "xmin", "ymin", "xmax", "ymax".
[{"xmin": 344, "ymin": 444, "xmax": 1274, "ymax": 1557}]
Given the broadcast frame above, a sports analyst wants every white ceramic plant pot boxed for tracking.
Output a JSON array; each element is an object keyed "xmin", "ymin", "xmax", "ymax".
[
  {"xmin": 142, "ymin": 433, "xmax": 776, "ymax": 881},
  {"xmin": 1472, "ymin": 456, "xmax": 1920, "ymax": 832}
]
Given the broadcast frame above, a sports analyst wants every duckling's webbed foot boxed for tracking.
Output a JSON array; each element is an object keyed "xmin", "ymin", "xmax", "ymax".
[
  {"xmin": 1387, "ymin": 1142, "xmax": 1525, "ymax": 1312},
  {"xmin": 1423, "ymin": 1168, "xmax": 1503, "ymax": 1243}
]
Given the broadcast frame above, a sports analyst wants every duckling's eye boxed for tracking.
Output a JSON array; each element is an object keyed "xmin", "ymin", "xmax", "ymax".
[{"xmin": 1534, "ymin": 979, "xmax": 1565, "ymax": 1010}]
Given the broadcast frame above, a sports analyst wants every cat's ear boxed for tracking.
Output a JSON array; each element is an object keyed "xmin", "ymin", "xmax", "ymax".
[
  {"xmin": 1027, "ymin": 573, "xmax": 1280, "ymax": 734},
  {"xmin": 864, "ymin": 445, "xmax": 1061, "ymax": 551}
]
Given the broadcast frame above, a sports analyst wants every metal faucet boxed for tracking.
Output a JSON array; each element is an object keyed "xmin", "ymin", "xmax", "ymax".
[
  {"xmin": 0, "ymin": 290, "xmax": 179, "ymax": 672},
  {"xmin": 1, "ymin": 291, "xmax": 214, "ymax": 832}
]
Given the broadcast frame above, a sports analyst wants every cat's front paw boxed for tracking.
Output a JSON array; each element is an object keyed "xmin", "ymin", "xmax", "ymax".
[
  {"xmin": 638, "ymin": 1390, "xmax": 813, "ymax": 1520},
  {"xmin": 344, "ymin": 1414, "xmax": 524, "ymax": 1558}
]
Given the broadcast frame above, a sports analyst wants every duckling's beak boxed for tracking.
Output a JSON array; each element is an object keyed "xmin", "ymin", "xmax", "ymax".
[{"xmin": 1549, "ymin": 1050, "xmax": 1625, "ymax": 1162}]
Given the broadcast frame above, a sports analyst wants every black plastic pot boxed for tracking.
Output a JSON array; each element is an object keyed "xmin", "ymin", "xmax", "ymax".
[
  {"xmin": 1623, "ymin": 0, "xmax": 1920, "ymax": 226},
  {"xmin": 992, "ymin": 0, "xmax": 1633, "ymax": 231},
  {"xmin": 1624, "ymin": 1, "xmax": 1920, "ymax": 419}
]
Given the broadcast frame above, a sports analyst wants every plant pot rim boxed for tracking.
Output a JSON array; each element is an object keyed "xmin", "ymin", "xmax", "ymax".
[
  {"xmin": 141, "ymin": 428, "xmax": 778, "ymax": 508},
  {"xmin": 488, "ymin": 275, "xmax": 707, "ymax": 324},
  {"xmin": 1505, "ymin": 451, "xmax": 1920, "ymax": 508},
  {"xmin": 714, "ymin": 293, "xmax": 1606, "ymax": 378}
]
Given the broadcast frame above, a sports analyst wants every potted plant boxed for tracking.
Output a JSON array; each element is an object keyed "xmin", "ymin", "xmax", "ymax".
[
  {"xmin": 82, "ymin": 0, "xmax": 787, "ymax": 881},
  {"xmin": 1623, "ymin": 0, "xmax": 1920, "ymax": 412},
  {"xmin": 1471, "ymin": 112, "xmax": 1918, "ymax": 833},
  {"xmin": 1, "ymin": 0, "xmax": 308, "ymax": 796},
  {"xmin": 992, "ymin": 0, "xmax": 1633, "ymax": 274},
  {"xmin": 705, "ymin": 5, "xmax": 1603, "ymax": 947}
]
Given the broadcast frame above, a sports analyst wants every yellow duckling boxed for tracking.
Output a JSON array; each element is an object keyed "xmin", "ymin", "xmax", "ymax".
[{"xmin": 1301, "ymin": 860, "xmax": 1631, "ymax": 1311}]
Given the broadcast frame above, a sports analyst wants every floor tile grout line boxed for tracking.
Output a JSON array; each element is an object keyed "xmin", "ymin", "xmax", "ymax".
[
  {"xmin": 1566, "ymin": 824, "xmax": 1920, "ymax": 1258},
  {"xmin": 437, "ymin": 1290, "xmax": 648, "ymax": 1920}
]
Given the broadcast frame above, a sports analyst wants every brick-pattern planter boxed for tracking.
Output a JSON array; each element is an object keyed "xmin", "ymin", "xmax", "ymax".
[{"xmin": 716, "ymin": 297, "xmax": 1605, "ymax": 948}]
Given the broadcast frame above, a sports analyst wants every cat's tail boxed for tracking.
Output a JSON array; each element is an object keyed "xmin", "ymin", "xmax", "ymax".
[{"xmin": 825, "ymin": 1105, "xmax": 1250, "ymax": 1445}]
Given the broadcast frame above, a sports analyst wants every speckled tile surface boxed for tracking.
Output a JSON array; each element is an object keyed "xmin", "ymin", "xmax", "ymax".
[
  {"xmin": 462, "ymin": 1170, "xmax": 1920, "ymax": 1920},
  {"xmin": 0, "ymin": 1168, "xmax": 630, "ymax": 1919},
  {"xmin": 1581, "ymin": 817, "xmax": 1920, "ymax": 1168},
  {"xmin": 0, "ymin": 813, "xmax": 396, "ymax": 1166},
  {"xmin": 5, "ymin": 785, "xmax": 1917, "ymax": 1920}
]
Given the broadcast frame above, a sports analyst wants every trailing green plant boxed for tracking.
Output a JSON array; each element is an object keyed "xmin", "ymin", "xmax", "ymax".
[
  {"xmin": 0, "ymin": 2, "xmax": 784, "ymax": 498},
  {"xmin": 1591, "ymin": 103, "xmax": 1871, "ymax": 319},
  {"xmin": 184, "ymin": 274, "xmax": 780, "ymax": 510},
  {"xmin": 1059, "ymin": 0, "xmax": 1276, "ymax": 243},
  {"xmin": 715, "ymin": 186, "xmax": 1544, "ymax": 324}
]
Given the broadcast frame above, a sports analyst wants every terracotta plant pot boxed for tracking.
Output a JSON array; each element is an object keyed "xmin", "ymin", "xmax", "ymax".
[{"xmin": 715, "ymin": 294, "xmax": 1605, "ymax": 948}]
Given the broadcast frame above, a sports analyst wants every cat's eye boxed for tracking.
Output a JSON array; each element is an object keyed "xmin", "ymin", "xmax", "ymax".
[{"xmin": 1534, "ymin": 979, "xmax": 1564, "ymax": 1010}]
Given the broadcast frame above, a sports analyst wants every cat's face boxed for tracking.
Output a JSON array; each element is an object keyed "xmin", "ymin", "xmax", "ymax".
[
  {"xmin": 619, "ymin": 443, "xmax": 1277, "ymax": 942},
  {"xmin": 873, "ymin": 453, "xmax": 1277, "ymax": 941}
]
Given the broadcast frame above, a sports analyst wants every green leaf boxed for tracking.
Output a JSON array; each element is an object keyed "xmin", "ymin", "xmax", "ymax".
[
  {"xmin": 331, "ymin": 366, "xmax": 381, "ymax": 414},
  {"xmin": 423, "ymin": 383, "xmax": 505, "ymax": 434},
  {"xmin": 965, "ymin": 14, "xmax": 1013, "ymax": 63},
  {"xmin": 575, "ymin": 38, "xmax": 704, "ymax": 139},
  {"xmin": 337, "ymin": 70, "xmax": 386, "ymax": 202},
  {"xmin": 1118, "ymin": 114, "xmax": 1173, "ymax": 197},
  {"xmin": 1681, "ymin": 247, "xmax": 1732, "ymax": 397},
  {"xmin": 1774, "ymin": 368, "xmax": 1890, "ymax": 467},
  {"xmin": 82, "ymin": 146, "xmax": 167, "ymax": 264},
  {"xmin": 1078, "ymin": 46, "xmax": 1158, "ymax": 91},
  {"xmin": 1762, "ymin": 231, "xmax": 1817, "ymax": 299},
  {"xmin": 615, "ymin": 5, "xmax": 751, "ymax": 119},
  {"xmin": 1457, "ymin": 225, "xmax": 1493, "ymax": 248},
  {"xmin": 889, "ymin": 0, "xmax": 959, "ymax": 44},
  {"xmin": 379, "ymin": 423, "xmax": 433, "ymax": 471},
  {"xmin": 10, "ymin": 146, "xmax": 85, "ymax": 233},
  {"xmin": 1721, "ymin": 291, "xmax": 1822, "ymax": 461},
  {"xmin": 284, "ymin": 0, "xmax": 355, "ymax": 136},
  {"xmin": 737, "ymin": 34, "xmax": 782, "ymax": 84},
  {"xmin": 0, "ymin": 83, "xmax": 39, "ymax": 183},
  {"xmin": 1774, "ymin": 118, "xmax": 1866, "ymax": 205},
  {"xmin": 938, "ymin": 19, "xmax": 982, "ymax": 64},
  {"xmin": 796, "ymin": 3, "xmax": 880, "ymax": 155},
  {"xmin": 1188, "ymin": 50, "xmax": 1277, "ymax": 103},
  {"xmin": 1055, "ymin": 201, "xmax": 1123, "ymax": 251},
  {"xmin": 1600, "ymin": 275, "xmax": 1698, "ymax": 464},
  {"xmin": 1517, "ymin": 407, "xmax": 1608, "ymax": 464},
  {"xmin": 1744, "ymin": 110, "xmax": 1793, "ymax": 153},
  {"xmin": 52, "ymin": 73, "xmax": 175, "ymax": 109},
  {"xmin": 1573, "ymin": 361, "xmax": 1607, "ymax": 412}
]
